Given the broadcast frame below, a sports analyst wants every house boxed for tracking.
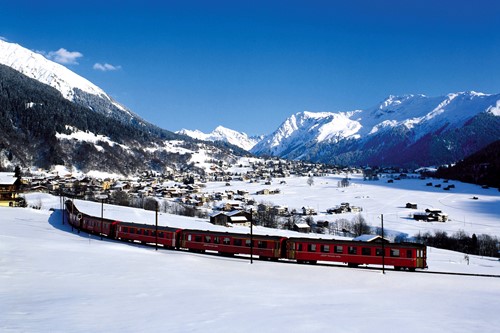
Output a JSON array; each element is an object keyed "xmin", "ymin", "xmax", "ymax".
[
  {"xmin": 413, "ymin": 209, "xmax": 448, "ymax": 222},
  {"xmin": 0, "ymin": 172, "xmax": 23, "ymax": 207},
  {"xmin": 293, "ymin": 222, "xmax": 311, "ymax": 233},
  {"xmin": 209, "ymin": 210, "xmax": 251, "ymax": 226},
  {"xmin": 302, "ymin": 206, "xmax": 317, "ymax": 215}
]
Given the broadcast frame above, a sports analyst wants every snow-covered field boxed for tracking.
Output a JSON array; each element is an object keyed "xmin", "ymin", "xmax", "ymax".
[{"xmin": 2, "ymin": 175, "xmax": 500, "ymax": 332}]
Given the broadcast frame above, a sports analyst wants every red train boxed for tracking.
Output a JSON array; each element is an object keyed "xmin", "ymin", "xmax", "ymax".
[{"xmin": 65, "ymin": 200, "xmax": 427, "ymax": 271}]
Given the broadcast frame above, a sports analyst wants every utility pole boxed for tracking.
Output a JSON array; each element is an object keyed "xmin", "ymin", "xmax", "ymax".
[
  {"xmin": 381, "ymin": 214, "xmax": 385, "ymax": 274},
  {"xmin": 100, "ymin": 198, "xmax": 104, "ymax": 240},
  {"xmin": 250, "ymin": 208, "xmax": 253, "ymax": 264},
  {"xmin": 96, "ymin": 194, "xmax": 108, "ymax": 240},
  {"xmin": 155, "ymin": 201, "xmax": 159, "ymax": 251}
]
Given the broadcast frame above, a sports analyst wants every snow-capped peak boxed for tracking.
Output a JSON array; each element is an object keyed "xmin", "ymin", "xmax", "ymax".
[
  {"xmin": 177, "ymin": 126, "xmax": 261, "ymax": 151},
  {"xmin": 0, "ymin": 39, "xmax": 127, "ymax": 113}
]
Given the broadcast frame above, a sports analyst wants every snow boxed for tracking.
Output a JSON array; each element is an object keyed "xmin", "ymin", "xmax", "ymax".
[
  {"xmin": 252, "ymin": 92, "xmax": 500, "ymax": 156},
  {"xmin": 2, "ymin": 175, "xmax": 500, "ymax": 332},
  {"xmin": 205, "ymin": 174, "xmax": 500, "ymax": 239},
  {"xmin": 178, "ymin": 126, "xmax": 261, "ymax": 151},
  {"xmin": 487, "ymin": 100, "xmax": 500, "ymax": 116},
  {"xmin": 55, "ymin": 125, "xmax": 131, "ymax": 153},
  {"xmin": 0, "ymin": 39, "xmax": 107, "ymax": 101}
]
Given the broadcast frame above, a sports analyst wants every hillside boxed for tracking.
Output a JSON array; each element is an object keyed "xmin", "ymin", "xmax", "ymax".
[
  {"xmin": 0, "ymin": 64, "xmax": 243, "ymax": 175},
  {"xmin": 435, "ymin": 139, "xmax": 500, "ymax": 188}
]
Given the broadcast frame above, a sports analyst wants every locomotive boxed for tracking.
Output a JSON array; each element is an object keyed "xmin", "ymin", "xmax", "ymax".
[{"xmin": 65, "ymin": 200, "xmax": 427, "ymax": 271}]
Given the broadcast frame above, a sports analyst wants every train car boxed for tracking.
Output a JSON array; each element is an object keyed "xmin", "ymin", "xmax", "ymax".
[
  {"xmin": 65, "ymin": 200, "xmax": 118, "ymax": 238},
  {"xmin": 179, "ymin": 229, "xmax": 287, "ymax": 260},
  {"xmin": 65, "ymin": 200, "xmax": 81, "ymax": 229},
  {"xmin": 80, "ymin": 215, "xmax": 118, "ymax": 238},
  {"xmin": 286, "ymin": 237, "xmax": 427, "ymax": 270},
  {"xmin": 116, "ymin": 221, "xmax": 181, "ymax": 248}
]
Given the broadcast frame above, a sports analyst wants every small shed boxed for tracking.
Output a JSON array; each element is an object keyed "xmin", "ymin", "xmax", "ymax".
[{"xmin": 293, "ymin": 223, "xmax": 311, "ymax": 233}]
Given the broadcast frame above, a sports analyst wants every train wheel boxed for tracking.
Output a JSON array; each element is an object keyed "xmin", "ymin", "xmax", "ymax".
[{"xmin": 394, "ymin": 266, "xmax": 401, "ymax": 271}]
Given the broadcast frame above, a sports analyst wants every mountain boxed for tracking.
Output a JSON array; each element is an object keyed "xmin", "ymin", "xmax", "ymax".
[
  {"xmin": 434, "ymin": 139, "xmax": 500, "ymax": 188},
  {"xmin": 0, "ymin": 39, "xmax": 170, "ymax": 136},
  {"xmin": 0, "ymin": 40, "xmax": 242, "ymax": 175},
  {"xmin": 251, "ymin": 92, "xmax": 500, "ymax": 167},
  {"xmin": 177, "ymin": 126, "xmax": 262, "ymax": 151}
]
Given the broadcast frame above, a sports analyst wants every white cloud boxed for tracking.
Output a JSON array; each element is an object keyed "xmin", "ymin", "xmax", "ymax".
[
  {"xmin": 0, "ymin": 36, "xmax": 7, "ymax": 41},
  {"xmin": 93, "ymin": 62, "xmax": 122, "ymax": 72},
  {"xmin": 46, "ymin": 48, "xmax": 83, "ymax": 65}
]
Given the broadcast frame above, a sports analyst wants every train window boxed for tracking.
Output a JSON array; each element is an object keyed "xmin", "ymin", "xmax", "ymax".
[
  {"xmin": 321, "ymin": 245, "xmax": 330, "ymax": 253},
  {"xmin": 223, "ymin": 237, "xmax": 230, "ymax": 245},
  {"xmin": 375, "ymin": 248, "xmax": 384, "ymax": 256},
  {"xmin": 245, "ymin": 239, "xmax": 251, "ymax": 247},
  {"xmin": 214, "ymin": 237, "xmax": 220, "ymax": 244},
  {"xmin": 296, "ymin": 244, "xmax": 303, "ymax": 251},
  {"xmin": 144, "ymin": 230, "xmax": 150, "ymax": 236},
  {"xmin": 362, "ymin": 247, "xmax": 371, "ymax": 256},
  {"xmin": 152, "ymin": 230, "xmax": 156, "ymax": 236},
  {"xmin": 159, "ymin": 232, "xmax": 164, "ymax": 238},
  {"xmin": 334, "ymin": 245, "xmax": 343, "ymax": 254},
  {"xmin": 187, "ymin": 234, "xmax": 192, "ymax": 241},
  {"xmin": 308, "ymin": 244, "xmax": 317, "ymax": 252},
  {"xmin": 258, "ymin": 241, "xmax": 267, "ymax": 249},
  {"xmin": 390, "ymin": 249, "xmax": 400, "ymax": 257},
  {"xmin": 195, "ymin": 235, "xmax": 202, "ymax": 242},
  {"xmin": 123, "ymin": 227, "xmax": 128, "ymax": 233},
  {"xmin": 234, "ymin": 239, "xmax": 243, "ymax": 246},
  {"xmin": 407, "ymin": 250, "xmax": 413, "ymax": 258},
  {"xmin": 348, "ymin": 246, "xmax": 357, "ymax": 254},
  {"xmin": 205, "ymin": 236, "xmax": 211, "ymax": 243}
]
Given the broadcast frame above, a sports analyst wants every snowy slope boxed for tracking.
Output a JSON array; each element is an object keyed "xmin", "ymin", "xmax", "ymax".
[
  {"xmin": 2, "ymin": 187, "xmax": 500, "ymax": 332},
  {"xmin": 177, "ymin": 125, "xmax": 261, "ymax": 151},
  {"xmin": 0, "ymin": 39, "xmax": 129, "ymax": 113},
  {"xmin": 251, "ymin": 92, "xmax": 500, "ymax": 165}
]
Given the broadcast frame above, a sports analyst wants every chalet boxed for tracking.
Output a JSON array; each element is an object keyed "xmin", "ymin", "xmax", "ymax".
[
  {"xmin": 256, "ymin": 188, "xmax": 270, "ymax": 195},
  {"xmin": 0, "ymin": 172, "xmax": 23, "ymax": 207},
  {"xmin": 293, "ymin": 222, "xmax": 311, "ymax": 233},
  {"xmin": 302, "ymin": 206, "xmax": 317, "ymax": 215},
  {"xmin": 209, "ymin": 210, "xmax": 251, "ymax": 226},
  {"xmin": 413, "ymin": 209, "xmax": 448, "ymax": 222},
  {"xmin": 272, "ymin": 205, "xmax": 289, "ymax": 216}
]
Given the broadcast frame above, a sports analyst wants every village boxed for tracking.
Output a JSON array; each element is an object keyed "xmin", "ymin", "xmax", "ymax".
[{"xmin": 0, "ymin": 158, "xmax": 452, "ymax": 234}]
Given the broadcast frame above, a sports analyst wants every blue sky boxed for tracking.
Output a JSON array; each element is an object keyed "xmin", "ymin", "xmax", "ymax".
[{"xmin": 2, "ymin": 1, "xmax": 500, "ymax": 136}]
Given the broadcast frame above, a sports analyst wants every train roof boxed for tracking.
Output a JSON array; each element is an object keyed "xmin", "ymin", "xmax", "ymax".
[
  {"xmin": 181, "ymin": 228, "xmax": 285, "ymax": 240},
  {"xmin": 287, "ymin": 237, "xmax": 426, "ymax": 248},
  {"xmin": 118, "ymin": 221, "xmax": 180, "ymax": 232}
]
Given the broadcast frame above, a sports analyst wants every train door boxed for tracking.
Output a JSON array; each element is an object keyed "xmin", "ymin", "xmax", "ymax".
[
  {"xmin": 279, "ymin": 238, "xmax": 288, "ymax": 259},
  {"xmin": 416, "ymin": 248, "xmax": 427, "ymax": 268},
  {"xmin": 286, "ymin": 240, "xmax": 296, "ymax": 259}
]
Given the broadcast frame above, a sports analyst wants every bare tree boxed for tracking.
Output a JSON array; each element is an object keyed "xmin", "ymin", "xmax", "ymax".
[{"xmin": 351, "ymin": 214, "xmax": 371, "ymax": 236}]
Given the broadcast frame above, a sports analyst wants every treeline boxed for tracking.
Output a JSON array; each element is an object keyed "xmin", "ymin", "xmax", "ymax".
[
  {"xmin": 415, "ymin": 230, "xmax": 499, "ymax": 257},
  {"xmin": 434, "ymin": 139, "xmax": 500, "ymax": 189}
]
